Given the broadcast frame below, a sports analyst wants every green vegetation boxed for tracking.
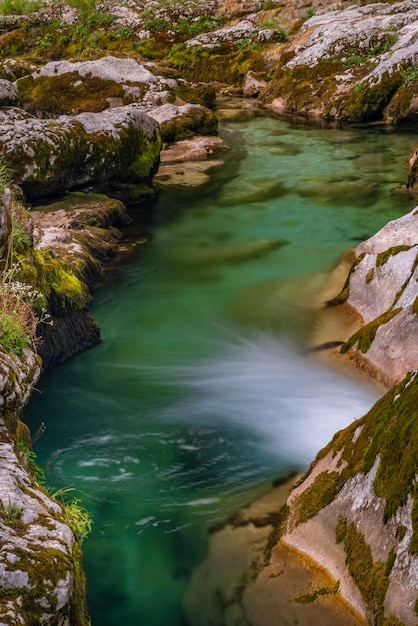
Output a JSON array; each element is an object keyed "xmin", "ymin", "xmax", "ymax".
[
  {"xmin": 294, "ymin": 580, "xmax": 340, "ymax": 604},
  {"xmin": 49, "ymin": 487, "xmax": 92, "ymax": 544},
  {"xmin": 344, "ymin": 72, "xmax": 403, "ymax": 121},
  {"xmin": 0, "ymin": 0, "xmax": 44, "ymax": 15},
  {"xmin": 0, "ymin": 311, "xmax": 31, "ymax": 355},
  {"xmin": 337, "ymin": 519, "xmax": 396, "ymax": 624},
  {"xmin": 365, "ymin": 267, "xmax": 375, "ymax": 283},
  {"xmin": 376, "ymin": 245, "xmax": 411, "ymax": 266},
  {"xmin": 293, "ymin": 471, "xmax": 339, "ymax": 525},
  {"xmin": 17, "ymin": 440, "xmax": 45, "ymax": 484},
  {"xmin": 400, "ymin": 65, "xmax": 418, "ymax": 87},
  {"xmin": 340, "ymin": 307, "xmax": 401, "ymax": 354},
  {"xmin": 330, "ymin": 373, "xmax": 418, "ymax": 529},
  {"xmin": 0, "ymin": 160, "xmax": 12, "ymax": 193},
  {"xmin": 0, "ymin": 499, "xmax": 23, "ymax": 524}
]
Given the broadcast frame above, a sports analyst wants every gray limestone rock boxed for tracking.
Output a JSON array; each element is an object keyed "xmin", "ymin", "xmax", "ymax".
[
  {"xmin": 0, "ymin": 105, "xmax": 161, "ymax": 200},
  {"xmin": 0, "ymin": 80, "xmax": 17, "ymax": 106}
]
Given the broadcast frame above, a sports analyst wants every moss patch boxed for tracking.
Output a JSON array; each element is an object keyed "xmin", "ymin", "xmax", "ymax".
[
  {"xmin": 340, "ymin": 307, "xmax": 401, "ymax": 354},
  {"xmin": 294, "ymin": 580, "xmax": 340, "ymax": 604},
  {"xmin": 160, "ymin": 106, "xmax": 217, "ymax": 142},
  {"xmin": 17, "ymin": 72, "xmax": 129, "ymax": 116},
  {"xmin": 338, "ymin": 519, "xmax": 395, "ymax": 625},
  {"xmin": 326, "ymin": 254, "xmax": 365, "ymax": 306},
  {"xmin": 166, "ymin": 45, "xmax": 266, "ymax": 84},
  {"xmin": 293, "ymin": 471, "xmax": 339, "ymax": 526},
  {"xmin": 343, "ymin": 72, "xmax": 403, "ymax": 122},
  {"xmin": 375, "ymin": 245, "xmax": 412, "ymax": 267}
]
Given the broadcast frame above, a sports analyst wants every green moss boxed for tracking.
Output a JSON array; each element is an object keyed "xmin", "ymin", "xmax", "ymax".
[
  {"xmin": 293, "ymin": 471, "xmax": 339, "ymax": 526},
  {"xmin": 11, "ymin": 545, "xmax": 72, "ymax": 615},
  {"xmin": 395, "ymin": 525, "xmax": 407, "ymax": 541},
  {"xmin": 344, "ymin": 72, "xmax": 403, "ymax": 122},
  {"xmin": 326, "ymin": 254, "xmax": 365, "ymax": 306},
  {"xmin": 343, "ymin": 521, "xmax": 395, "ymax": 624},
  {"xmin": 15, "ymin": 420, "xmax": 32, "ymax": 448},
  {"xmin": 172, "ymin": 82, "xmax": 216, "ymax": 108},
  {"xmin": 17, "ymin": 73, "xmax": 128, "ymax": 116},
  {"xmin": 131, "ymin": 133, "xmax": 162, "ymax": 178},
  {"xmin": 340, "ymin": 307, "xmax": 401, "ymax": 354},
  {"xmin": 160, "ymin": 106, "xmax": 217, "ymax": 142},
  {"xmin": 365, "ymin": 267, "xmax": 375, "ymax": 283},
  {"xmin": 70, "ymin": 542, "xmax": 91, "ymax": 625},
  {"xmin": 294, "ymin": 580, "xmax": 340, "ymax": 604},
  {"xmin": 410, "ymin": 494, "xmax": 418, "ymax": 554},
  {"xmin": 376, "ymin": 245, "xmax": 412, "ymax": 267},
  {"xmin": 28, "ymin": 250, "xmax": 90, "ymax": 312},
  {"xmin": 166, "ymin": 46, "xmax": 266, "ymax": 84},
  {"xmin": 331, "ymin": 373, "xmax": 418, "ymax": 525},
  {"xmin": 335, "ymin": 515, "xmax": 347, "ymax": 543},
  {"xmin": 382, "ymin": 617, "xmax": 406, "ymax": 626}
]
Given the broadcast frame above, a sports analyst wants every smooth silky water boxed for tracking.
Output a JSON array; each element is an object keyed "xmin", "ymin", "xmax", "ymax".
[{"xmin": 25, "ymin": 111, "xmax": 417, "ymax": 625}]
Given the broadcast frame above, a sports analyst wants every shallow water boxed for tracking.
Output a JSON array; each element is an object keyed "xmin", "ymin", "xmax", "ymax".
[{"xmin": 25, "ymin": 112, "xmax": 417, "ymax": 625}]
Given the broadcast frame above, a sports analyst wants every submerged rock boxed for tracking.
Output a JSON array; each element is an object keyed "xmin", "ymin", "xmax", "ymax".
[{"xmin": 162, "ymin": 238, "xmax": 287, "ymax": 267}]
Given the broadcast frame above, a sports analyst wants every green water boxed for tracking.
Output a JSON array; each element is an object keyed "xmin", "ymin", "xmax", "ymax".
[{"xmin": 25, "ymin": 112, "xmax": 417, "ymax": 625}]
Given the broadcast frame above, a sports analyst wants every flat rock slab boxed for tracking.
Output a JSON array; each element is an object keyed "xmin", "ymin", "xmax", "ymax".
[{"xmin": 154, "ymin": 159, "xmax": 223, "ymax": 187}]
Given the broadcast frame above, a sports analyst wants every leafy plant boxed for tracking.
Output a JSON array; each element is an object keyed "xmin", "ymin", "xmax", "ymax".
[
  {"xmin": 115, "ymin": 26, "xmax": 133, "ymax": 39},
  {"xmin": 177, "ymin": 16, "xmax": 219, "ymax": 36},
  {"xmin": 0, "ymin": 311, "xmax": 31, "ymax": 355},
  {"xmin": 144, "ymin": 17, "xmax": 170, "ymax": 32},
  {"xmin": 401, "ymin": 65, "xmax": 418, "ymax": 87},
  {"xmin": 0, "ymin": 499, "xmax": 23, "ymax": 524},
  {"xmin": 306, "ymin": 7, "xmax": 315, "ymax": 18},
  {"xmin": 235, "ymin": 38, "xmax": 259, "ymax": 52},
  {"xmin": 49, "ymin": 487, "xmax": 93, "ymax": 543},
  {"xmin": 17, "ymin": 440, "xmax": 46, "ymax": 484},
  {"xmin": 36, "ymin": 32, "xmax": 55, "ymax": 50}
]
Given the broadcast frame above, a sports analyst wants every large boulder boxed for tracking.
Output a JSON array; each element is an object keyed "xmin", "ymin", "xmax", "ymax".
[
  {"xmin": 0, "ymin": 105, "xmax": 161, "ymax": 200},
  {"xmin": 333, "ymin": 206, "xmax": 418, "ymax": 385},
  {"xmin": 15, "ymin": 56, "xmax": 170, "ymax": 116},
  {"xmin": 263, "ymin": 370, "xmax": 418, "ymax": 626},
  {"xmin": 14, "ymin": 56, "xmax": 217, "ymax": 142}
]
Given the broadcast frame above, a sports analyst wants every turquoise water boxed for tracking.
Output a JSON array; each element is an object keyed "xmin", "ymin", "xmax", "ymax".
[{"xmin": 25, "ymin": 112, "xmax": 417, "ymax": 625}]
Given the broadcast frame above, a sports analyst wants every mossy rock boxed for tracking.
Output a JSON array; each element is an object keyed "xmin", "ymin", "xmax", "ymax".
[
  {"xmin": 340, "ymin": 307, "xmax": 401, "ymax": 354},
  {"xmin": 166, "ymin": 46, "xmax": 266, "ymax": 84},
  {"xmin": 171, "ymin": 81, "xmax": 216, "ymax": 108},
  {"xmin": 17, "ymin": 72, "xmax": 131, "ymax": 116},
  {"xmin": 0, "ymin": 107, "xmax": 161, "ymax": 200},
  {"xmin": 159, "ymin": 105, "xmax": 218, "ymax": 142},
  {"xmin": 343, "ymin": 72, "xmax": 403, "ymax": 122}
]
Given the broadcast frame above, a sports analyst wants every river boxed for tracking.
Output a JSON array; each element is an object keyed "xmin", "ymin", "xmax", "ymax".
[{"xmin": 25, "ymin": 109, "xmax": 417, "ymax": 625}]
